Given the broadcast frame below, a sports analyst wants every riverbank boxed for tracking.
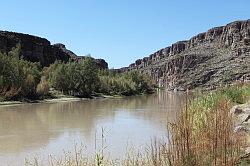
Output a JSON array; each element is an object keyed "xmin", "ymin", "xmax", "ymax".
[
  {"xmin": 0, "ymin": 93, "xmax": 124, "ymax": 106},
  {"xmin": 1, "ymin": 52, "xmax": 154, "ymax": 105},
  {"xmin": 160, "ymin": 83, "xmax": 250, "ymax": 166},
  {"xmin": 0, "ymin": 90, "xmax": 153, "ymax": 107},
  {"xmin": 0, "ymin": 97, "xmax": 85, "ymax": 106}
]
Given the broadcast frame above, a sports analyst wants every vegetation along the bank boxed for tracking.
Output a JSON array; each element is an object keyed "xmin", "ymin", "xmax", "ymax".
[
  {"xmin": 0, "ymin": 46, "xmax": 153, "ymax": 102},
  {"xmin": 166, "ymin": 83, "xmax": 250, "ymax": 166}
]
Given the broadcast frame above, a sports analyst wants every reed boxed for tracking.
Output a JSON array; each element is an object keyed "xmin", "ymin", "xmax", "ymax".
[{"xmin": 165, "ymin": 95, "xmax": 244, "ymax": 166}]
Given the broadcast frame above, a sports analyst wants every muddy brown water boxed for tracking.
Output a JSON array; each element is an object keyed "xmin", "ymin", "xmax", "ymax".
[{"xmin": 0, "ymin": 91, "xmax": 186, "ymax": 165}]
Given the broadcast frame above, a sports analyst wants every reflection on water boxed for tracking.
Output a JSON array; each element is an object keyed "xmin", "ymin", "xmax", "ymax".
[{"xmin": 0, "ymin": 91, "xmax": 185, "ymax": 165}]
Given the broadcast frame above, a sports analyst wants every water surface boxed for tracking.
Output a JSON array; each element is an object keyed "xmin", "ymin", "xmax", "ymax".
[{"xmin": 0, "ymin": 91, "xmax": 185, "ymax": 165}]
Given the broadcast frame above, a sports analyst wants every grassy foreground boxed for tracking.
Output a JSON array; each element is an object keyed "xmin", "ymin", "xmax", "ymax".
[
  {"xmin": 25, "ymin": 83, "xmax": 250, "ymax": 166},
  {"xmin": 166, "ymin": 83, "xmax": 250, "ymax": 166}
]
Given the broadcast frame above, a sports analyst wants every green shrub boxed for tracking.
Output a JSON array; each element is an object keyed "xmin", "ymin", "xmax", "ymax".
[
  {"xmin": 98, "ymin": 70, "xmax": 152, "ymax": 96},
  {"xmin": 36, "ymin": 76, "xmax": 50, "ymax": 97},
  {"xmin": 0, "ymin": 48, "xmax": 41, "ymax": 100},
  {"xmin": 1, "ymin": 46, "xmax": 154, "ymax": 100},
  {"xmin": 219, "ymin": 86, "xmax": 245, "ymax": 104},
  {"xmin": 47, "ymin": 57, "xmax": 99, "ymax": 97}
]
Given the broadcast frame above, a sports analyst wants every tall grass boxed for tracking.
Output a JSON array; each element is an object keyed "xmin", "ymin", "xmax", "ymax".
[
  {"xmin": 166, "ymin": 97, "xmax": 243, "ymax": 166},
  {"xmin": 164, "ymin": 84, "xmax": 250, "ymax": 166}
]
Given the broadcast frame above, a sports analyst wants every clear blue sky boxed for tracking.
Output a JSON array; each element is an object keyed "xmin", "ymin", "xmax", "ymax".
[{"xmin": 0, "ymin": 0, "xmax": 249, "ymax": 68}]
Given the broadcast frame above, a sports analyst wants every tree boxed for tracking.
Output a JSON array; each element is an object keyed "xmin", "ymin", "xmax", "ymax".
[
  {"xmin": 0, "ymin": 47, "xmax": 41, "ymax": 100},
  {"xmin": 47, "ymin": 57, "xmax": 99, "ymax": 97}
]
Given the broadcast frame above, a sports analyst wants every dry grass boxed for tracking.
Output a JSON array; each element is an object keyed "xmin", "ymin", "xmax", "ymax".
[{"xmin": 165, "ymin": 97, "xmax": 244, "ymax": 166}]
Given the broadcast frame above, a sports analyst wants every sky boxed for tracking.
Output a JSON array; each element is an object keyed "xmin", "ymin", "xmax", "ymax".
[{"xmin": 0, "ymin": 0, "xmax": 250, "ymax": 68}]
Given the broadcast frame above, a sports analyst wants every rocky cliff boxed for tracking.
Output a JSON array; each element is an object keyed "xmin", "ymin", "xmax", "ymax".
[
  {"xmin": 0, "ymin": 31, "xmax": 108, "ymax": 69},
  {"xmin": 119, "ymin": 19, "xmax": 250, "ymax": 90}
]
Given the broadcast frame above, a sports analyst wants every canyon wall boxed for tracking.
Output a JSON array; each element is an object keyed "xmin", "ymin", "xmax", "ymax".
[
  {"xmin": 0, "ymin": 31, "xmax": 108, "ymax": 69},
  {"xmin": 119, "ymin": 19, "xmax": 250, "ymax": 90}
]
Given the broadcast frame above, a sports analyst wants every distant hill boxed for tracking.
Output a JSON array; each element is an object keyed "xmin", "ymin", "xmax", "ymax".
[
  {"xmin": 0, "ymin": 31, "xmax": 108, "ymax": 69},
  {"xmin": 119, "ymin": 19, "xmax": 250, "ymax": 90}
]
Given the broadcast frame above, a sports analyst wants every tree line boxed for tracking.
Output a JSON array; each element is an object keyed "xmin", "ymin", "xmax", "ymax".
[{"xmin": 0, "ymin": 46, "xmax": 153, "ymax": 101}]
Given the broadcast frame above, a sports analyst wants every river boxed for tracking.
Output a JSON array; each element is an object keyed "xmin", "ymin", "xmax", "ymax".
[{"xmin": 0, "ymin": 91, "xmax": 185, "ymax": 165}]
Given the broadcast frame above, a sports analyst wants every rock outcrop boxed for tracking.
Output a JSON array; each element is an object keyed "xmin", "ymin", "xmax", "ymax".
[
  {"xmin": 119, "ymin": 19, "xmax": 250, "ymax": 90},
  {"xmin": 0, "ymin": 31, "xmax": 108, "ymax": 69},
  {"xmin": 231, "ymin": 102, "xmax": 250, "ymax": 164}
]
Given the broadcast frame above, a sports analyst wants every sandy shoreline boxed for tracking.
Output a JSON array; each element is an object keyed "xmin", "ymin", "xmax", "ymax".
[
  {"xmin": 0, "ymin": 97, "xmax": 85, "ymax": 107},
  {"xmin": 0, "ymin": 95, "xmax": 122, "ymax": 107}
]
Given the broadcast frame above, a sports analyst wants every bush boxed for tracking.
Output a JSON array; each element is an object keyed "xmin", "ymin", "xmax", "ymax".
[
  {"xmin": 219, "ymin": 86, "xmax": 246, "ymax": 104},
  {"xmin": 0, "ymin": 48, "xmax": 41, "ymax": 100},
  {"xmin": 46, "ymin": 59, "xmax": 153, "ymax": 97},
  {"xmin": 47, "ymin": 57, "xmax": 99, "ymax": 97},
  {"xmin": 1, "ymin": 46, "xmax": 154, "ymax": 100},
  {"xmin": 36, "ymin": 76, "xmax": 50, "ymax": 97},
  {"xmin": 98, "ymin": 70, "xmax": 152, "ymax": 96}
]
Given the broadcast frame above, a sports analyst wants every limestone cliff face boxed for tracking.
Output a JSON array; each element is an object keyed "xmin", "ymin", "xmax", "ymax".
[
  {"xmin": 120, "ymin": 19, "xmax": 250, "ymax": 90},
  {"xmin": 0, "ymin": 31, "xmax": 108, "ymax": 69}
]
